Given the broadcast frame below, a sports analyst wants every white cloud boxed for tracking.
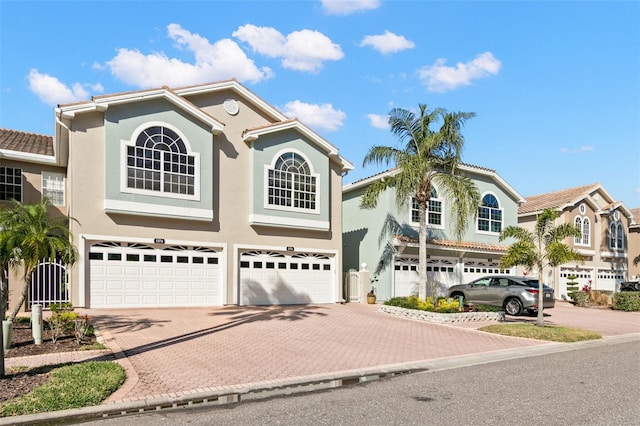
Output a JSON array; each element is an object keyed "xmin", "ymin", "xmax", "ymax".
[
  {"xmin": 234, "ymin": 25, "xmax": 343, "ymax": 73},
  {"xmin": 360, "ymin": 31, "xmax": 415, "ymax": 54},
  {"xmin": 418, "ymin": 51, "xmax": 501, "ymax": 92},
  {"xmin": 281, "ymin": 100, "xmax": 346, "ymax": 132},
  {"xmin": 320, "ymin": 0, "xmax": 380, "ymax": 15},
  {"xmin": 560, "ymin": 145, "xmax": 595, "ymax": 154},
  {"xmin": 27, "ymin": 69, "xmax": 103, "ymax": 106},
  {"xmin": 105, "ymin": 23, "xmax": 272, "ymax": 88},
  {"xmin": 367, "ymin": 113, "xmax": 389, "ymax": 129}
]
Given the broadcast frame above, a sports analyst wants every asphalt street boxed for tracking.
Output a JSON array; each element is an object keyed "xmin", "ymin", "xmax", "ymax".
[{"xmin": 75, "ymin": 338, "xmax": 640, "ymax": 426}]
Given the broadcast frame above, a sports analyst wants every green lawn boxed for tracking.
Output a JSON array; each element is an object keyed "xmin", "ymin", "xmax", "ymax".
[
  {"xmin": 479, "ymin": 323, "xmax": 602, "ymax": 342},
  {"xmin": 0, "ymin": 361, "xmax": 125, "ymax": 417}
]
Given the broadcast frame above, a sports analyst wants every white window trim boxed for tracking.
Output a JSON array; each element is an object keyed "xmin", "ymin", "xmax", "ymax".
[
  {"xmin": 574, "ymin": 216, "xmax": 590, "ymax": 246},
  {"xmin": 582, "ymin": 217, "xmax": 590, "ymax": 246},
  {"xmin": 41, "ymin": 171, "xmax": 65, "ymax": 206},
  {"xmin": 476, "ymin": 191, "xmax": 503, "ymax": 235},
  {"xmin": 409, "ymin": 195, "xmax": 445, "ymax": 230},
  {"xmin": 263, "ymin": 149, "xmax": 320, "ymax": 215},
  {"xmin": 120, "ymin": 121, "xmax": 201, "ymax": 201}
]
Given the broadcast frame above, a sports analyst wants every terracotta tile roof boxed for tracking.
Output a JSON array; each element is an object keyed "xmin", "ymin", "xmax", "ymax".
[
  {"xmin": 518, "ymin": 183, "xmax": 601, "ymax": 215},
  {"xmin": 0, "ymin": 128, "xmax": 54, "ymax": 156},
  {"xmin": 396, "ymin": 235, "xmax": 509, "ymax": 253}
]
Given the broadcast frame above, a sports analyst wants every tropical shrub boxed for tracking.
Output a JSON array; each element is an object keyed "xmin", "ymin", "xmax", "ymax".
[
  {"xmin": 613, "ymin": 292, "xmax": 640, "ymax": 311},
  {"xmin": 384, "ymin": 296, "xmax": 460, "ymax": 313},
  {"xmin": 569, "ymin": 291, "xmax": 588, "ymax": 307}
]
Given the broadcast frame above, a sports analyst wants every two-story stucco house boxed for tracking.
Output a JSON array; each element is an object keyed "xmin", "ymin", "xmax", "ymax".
[
  {"xmin": 1, "ymin": 79, "xmax": 353, "ymax": 312},
  {"xmin": 629, "ymin": 208, "xmax": 640, "ymax": 281},
  {"xmin": 342, "ymin": 164, "xmax": 525, "ymax": 301},
  {"xmin": 517, "ymin": 183, "xmax": 635, "ymax": 298}
]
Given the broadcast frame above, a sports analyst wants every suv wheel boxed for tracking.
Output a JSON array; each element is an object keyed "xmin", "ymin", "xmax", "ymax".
[{"xmin": 504, "ymin": 298, "xmax": 523, "ymax": 316}]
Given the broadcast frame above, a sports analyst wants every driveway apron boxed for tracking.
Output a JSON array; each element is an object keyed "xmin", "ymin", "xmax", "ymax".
[{"xmin": 85, "ymin": 301, "xmax": 640, "ymax": 403}]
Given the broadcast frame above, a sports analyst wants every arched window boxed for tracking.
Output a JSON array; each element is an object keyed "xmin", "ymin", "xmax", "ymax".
[
  {"xmin": 574, "ymin": 217, "xmax": 582, "ymax": 244},
  {"xmin": 411, "ymin": 187, "xmax": 443, "ymax": 226},
  {"xmin": 609, "ymin": 223, "xmax": 616, "ymax": 248},
  {"xmin": 616, "ymin": 223, "xmax": 624, "ymax": 249},
  {"xmin": 126, "ymin": 126, "xmax": 195, "ymax": 195},
  {"xmin": 477, "ymin": 194, "xmax": 502, "ymax": 233},
  {"xmin": 267, "ymin": 152, "xmax": 317, "ymax": 211},
  {"xmin": 582, "ymin": 218, "xmax": 590, "ymax": 245}
]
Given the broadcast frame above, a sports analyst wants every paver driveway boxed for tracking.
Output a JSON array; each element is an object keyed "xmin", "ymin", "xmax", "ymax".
[{"xmin": 86, "ymin": 301, "xmax": 640, "ymax": 403}]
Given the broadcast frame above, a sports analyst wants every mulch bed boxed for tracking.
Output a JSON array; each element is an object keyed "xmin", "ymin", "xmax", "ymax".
[{"xmin": 1, "ymin": 321, "xmax": 100, "ymax": 403}]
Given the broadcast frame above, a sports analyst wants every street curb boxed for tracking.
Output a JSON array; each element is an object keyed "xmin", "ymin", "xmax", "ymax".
[{"xmin": 2, "ymin": 333, "xmax": 638, "ymax": 425}]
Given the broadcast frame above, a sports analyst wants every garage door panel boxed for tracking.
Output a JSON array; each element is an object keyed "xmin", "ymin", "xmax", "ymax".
[
  {"xmin": 90, "ymin": 243, "xmax": 223, "ymax": 308},
  {"xmin": 239, "ymin": 251, "xmax": 334, "ymax": 305},
  {"xmin": 124, "ymin": 281, "xmax": 141, "ymax": 290}
]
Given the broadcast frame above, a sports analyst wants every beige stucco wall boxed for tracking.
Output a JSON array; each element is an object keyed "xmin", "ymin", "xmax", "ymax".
[{"xmin": 64, "ymin": 89, "xmax": 344, "ymax": 307}]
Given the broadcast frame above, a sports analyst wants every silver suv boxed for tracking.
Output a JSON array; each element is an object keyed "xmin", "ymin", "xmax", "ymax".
[{"xmin": 447, "ymin": 275, "xmax": 555, "ymax": 315}]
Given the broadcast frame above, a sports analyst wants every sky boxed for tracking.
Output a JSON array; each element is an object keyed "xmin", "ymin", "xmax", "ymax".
[{"xmin": 1, "ymin": 0, "xmax": 639, "ymax": 209}]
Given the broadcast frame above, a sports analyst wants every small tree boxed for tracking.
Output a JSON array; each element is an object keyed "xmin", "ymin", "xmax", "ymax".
[
  {"xmin": 0, "ymin": 199, "xmax": 78, "ymax": 321},
  {"xmin": 499, "ymin": 208, "xmax": 583, "ymax": 326},
  {"xmin": 566, "ymin": 274, "xmax": 579, "ymax": 294}
]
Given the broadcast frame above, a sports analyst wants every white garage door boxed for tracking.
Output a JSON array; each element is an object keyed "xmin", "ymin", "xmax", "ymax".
[
  {"xmin": 90, "ymin": 242, "xmax": 223, "ymax": 308},
  {"xmin": 559, "ymin": 267, "xmax": 593, "ymax": 299},
  {"xmin": 596, "ymin": 269, "xmax": 625, "ymax": 292},
  {"xmin": 239, "ymin": 250, "xmax": 335, "ymax": 305},
  {"xmin": 393, "ymin": 257, "xmax": 456, "ymax": 297},
  {"xmin": 462, "ymin": 260, "xmax": 510, "ymax": 284}
]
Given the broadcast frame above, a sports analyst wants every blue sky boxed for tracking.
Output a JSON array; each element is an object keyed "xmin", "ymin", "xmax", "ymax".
[{"xmin": 1, "ymin": 0, "xmax": 639, "ymax": 208}]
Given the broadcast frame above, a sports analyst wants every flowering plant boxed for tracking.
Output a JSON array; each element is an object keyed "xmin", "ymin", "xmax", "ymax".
[{"xmin": 581, "ymin": 282, "xmax": 591, "ymax": 293}]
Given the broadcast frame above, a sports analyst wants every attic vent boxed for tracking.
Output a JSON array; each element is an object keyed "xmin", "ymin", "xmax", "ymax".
[{"xmin": 223, "ymin": 98, "xmax": 239, "ymax": 116}]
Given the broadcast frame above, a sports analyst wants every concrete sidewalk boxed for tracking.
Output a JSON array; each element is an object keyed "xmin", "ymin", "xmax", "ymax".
[{"xmin": 3, "ymin": 301, "xmax": 639, "ymax": 425}]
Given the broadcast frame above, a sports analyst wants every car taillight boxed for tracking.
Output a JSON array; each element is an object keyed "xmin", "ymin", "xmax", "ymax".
[{"xmin": 525, "ymin": 289, "xmax": 539, "ymax": 294}]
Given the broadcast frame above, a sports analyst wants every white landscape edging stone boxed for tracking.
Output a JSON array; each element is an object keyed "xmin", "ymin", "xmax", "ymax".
[{"xmin": 378, "ymin": 305, "xmax": 505, "ymax": 324}]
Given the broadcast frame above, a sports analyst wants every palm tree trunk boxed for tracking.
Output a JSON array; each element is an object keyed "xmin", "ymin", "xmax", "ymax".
[
  {"xmin": 536, "ymin": 263, "xmax": 545, "ymax": 326},
  {"xmin": 418, "ymin": 205, "xmax": 427, "ymax": 301},
  {"xmin": 9, "ymin": 273, "xmax": 31, "ymax": 322}
]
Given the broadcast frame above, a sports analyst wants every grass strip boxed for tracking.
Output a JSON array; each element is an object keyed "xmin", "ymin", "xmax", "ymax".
[
  {"xmin": 479, "ymin": 323, "xmax": 602, "ymax": 342},
  {"xmin": 0, "ymin": 361, "xmax": 125, "ymax": 417}
]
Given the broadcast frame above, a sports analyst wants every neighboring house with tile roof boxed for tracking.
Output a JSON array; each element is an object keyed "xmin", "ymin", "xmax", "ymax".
[
  {"xmin": 517, "ymin": 183, "xmax": 634, "ymax": 298},
  {"xmin": 2, "ymin": 79, "xmax": 353, "ymax": 314},
  {"xmin": 628, "ymin": 208, "xmax": 640, "ymax": 280},
  {"xmin": 0, "ymin": 128, "xmax": 66, "ymax": 213},
  {"xmin": 342, "ymin": 164, "xmax": 525, "ymax": 301}
]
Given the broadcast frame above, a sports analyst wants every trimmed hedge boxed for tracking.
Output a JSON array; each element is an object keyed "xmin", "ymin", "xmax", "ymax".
[{"xmin": 613, "ymin": 292, "xmax": 640, "ymax": 311}]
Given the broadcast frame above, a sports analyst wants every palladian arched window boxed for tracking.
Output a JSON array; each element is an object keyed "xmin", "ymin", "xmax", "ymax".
[
  {"xmin": 126, "ymin": 126, "xmax": 195, "ymax": 195},
  {"xmin": 267, "ymin": 152, "xmax": 317, "ymax": 211}
]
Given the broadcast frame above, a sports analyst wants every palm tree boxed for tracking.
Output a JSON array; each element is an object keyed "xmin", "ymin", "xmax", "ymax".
[
  {"xmin": 0, "ymin": 199, "xmax": 78, "ymax": 322},
  {"xmin": 499, "ymin": 208, "xmax": 583, "ymax": 326},
  {"xmin": 360, "ymin": 104, "xmax": 480, "ymax": 300}
]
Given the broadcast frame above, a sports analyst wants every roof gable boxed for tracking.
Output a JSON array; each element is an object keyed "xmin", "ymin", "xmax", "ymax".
[
  {"xmin": 342, "ymin": 163, "xmax": 524, "ymax": 203},
  {"xmin": 519, "ymin": 183, "xmax": 633, "ymax": 219},
  {"xmin": 242, "ymin": 119, "xmax": 354, "ymax": 172}
]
